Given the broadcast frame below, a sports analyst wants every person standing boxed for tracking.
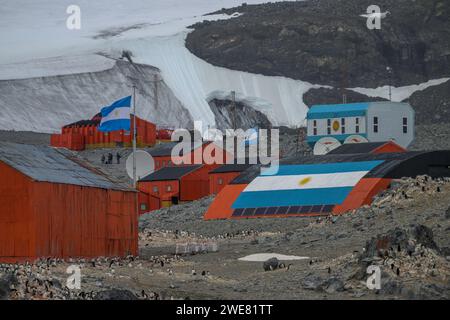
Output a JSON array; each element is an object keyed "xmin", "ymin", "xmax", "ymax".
[
  {"xmin": 108, "ymin": 153, "xmax": 113, "ymax": 165},
  {"xmin": 116, "ymin": 152, "xmax": 122, "ymax": 164}
]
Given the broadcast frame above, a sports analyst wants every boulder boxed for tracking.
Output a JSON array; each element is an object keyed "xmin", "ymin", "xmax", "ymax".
[{"xmin": 263, "ymin": 257, "xmax": 280, "ymax": 271}]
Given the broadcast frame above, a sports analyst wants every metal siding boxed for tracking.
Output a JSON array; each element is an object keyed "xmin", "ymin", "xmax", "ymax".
[
  {"xmin": 180, "ymin": 165, "xmax": 213, "ymax": 201},
  {"xmin": 366, "ymin": 102, "xmax": 414, "ymax": 148},
  {"xmin": 0, "ymin": 161, "xmax": 34, "ymax": 262},
  {"xmin": 209, "ymin": 172, "xmax": 241, "ymax": 194},
  {"xmin": 26, "ymin": 182, "xmax": 136, "ymax": 261}
]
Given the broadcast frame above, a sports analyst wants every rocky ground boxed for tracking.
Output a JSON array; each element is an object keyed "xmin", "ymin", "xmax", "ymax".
[
  {"xmin": 187, "ymin": 0, "xmax": 450, "ymax": 127},
  {"xmin": 1, "ymin": 175, "xmax": 449, "ymax": 300},
  {"xmin": 187, "ymin": 0, "xmax": 450, "ymax": 88}
]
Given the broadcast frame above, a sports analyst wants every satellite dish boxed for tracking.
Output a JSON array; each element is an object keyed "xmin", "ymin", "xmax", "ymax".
[
  {"xmin": 344, "ymin": 135, "xmax": 369, "ymax": 144},
  {"xmin": 126, "ymin": 150, "xmax": 155, "ymax": 181},
  {"xmin": 313, "ymin": 137, "xmax": 341, "ymax": 155}
]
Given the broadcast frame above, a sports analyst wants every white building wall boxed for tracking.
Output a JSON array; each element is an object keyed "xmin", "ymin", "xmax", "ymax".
[
  {"xmin": 366, "ymin": 102, "xmax": 415, "ymax": 148},
  {"xmin": 307, "ymin": 116, "xmax": 367, "ymax": 137}
]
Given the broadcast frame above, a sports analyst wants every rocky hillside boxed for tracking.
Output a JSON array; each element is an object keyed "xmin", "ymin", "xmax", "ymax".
[{"xmin": 187, "ymin": 0, "xmax": 450, "ymax": 88}]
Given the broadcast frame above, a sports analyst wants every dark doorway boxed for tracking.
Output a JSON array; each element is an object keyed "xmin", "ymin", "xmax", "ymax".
[{"xmin": 172, "ymin": 197, "xmax": 179, "ymax": 205}]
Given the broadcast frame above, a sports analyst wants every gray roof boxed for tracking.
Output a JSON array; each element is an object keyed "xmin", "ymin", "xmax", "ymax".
[
  {"xmin": 0, "ymin": 142, "xmax": 133, "ymax": 191},
  {"xmin": 231, "ymin": 150, "xmax": 450, "ymax": 184},
  {"xmin": 139, "ymin": 165, "xmax": 202, "ymax": 182},
  {"xmin": 209, "ymin": 164, "xmax": 253, "ymax": 174},
  {"xmin": 148, "ymin": 141, "xmax": 204, "ymax": 157},
  {"xmin": 328, "ymin": 142, "xmax": 390, "ymax": 155}
]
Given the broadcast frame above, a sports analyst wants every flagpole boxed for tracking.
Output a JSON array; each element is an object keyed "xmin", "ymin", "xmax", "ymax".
[{"xmin": 132, "ymin": 85, "xmax": 137, "ymax": 189}]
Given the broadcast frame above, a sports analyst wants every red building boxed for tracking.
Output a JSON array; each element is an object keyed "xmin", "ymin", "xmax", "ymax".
[
  {"xmin": 209, "ymin": 164, "xmax": 252, "ymax": 195},
  {"xmin": 0, "ymin": 142, "xmax": 137, "ymax": 263},
  {"xmin": 51, "ymin": 114, "xmax": 156, "ymax": 151},
  {"xmin": 138, "ymin": 165, "xmax": 215, "ymax": 213},
  {"xmin": 148, "ymin": 140, "xmax": 232, "ymax": 170}
]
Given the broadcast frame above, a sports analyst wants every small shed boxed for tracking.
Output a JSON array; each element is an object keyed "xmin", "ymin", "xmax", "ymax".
[
  {"xmin": 209, "ymin": 164, "xmax": 252, "ymax": 194},
  {"xmin": 148, "ymin": 141, "xmax": 206, "ymax": 170},
  {"xmin": 138, "ymin": 164, "xmax": 213, "ymax": 211},
  {"xmin": 0, "ymin": 142, "xmax": 137, "ymax": 263}
]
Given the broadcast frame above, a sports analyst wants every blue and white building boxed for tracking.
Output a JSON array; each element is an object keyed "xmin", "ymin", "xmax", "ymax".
[{"xmin": 306, "ymin": 101, "xmax": 415, "ymax": 150}]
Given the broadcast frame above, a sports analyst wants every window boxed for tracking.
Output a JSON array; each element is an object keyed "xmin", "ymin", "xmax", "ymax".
[
  {"xmin": 162, "ymin": 160, "xmax": 166, "ymax": 167},
  {"xmin": 152, "ymin": 186, "xmax": 159, "ymax": 193},
  {"xmin": 373, "ymin": 117, "xmax": 378, "ymax": 133},
  {"xmin": 156, "ymin": 161, "xmax": 160, "ymax": 168},
  {"xmin": 355, "ymin": 118, "xmax": 360, "ymax": 133},
  {"xmin": 166, "ymin": 185, "xmax": 172, "ymax": 192},
  {"xmin": 167, "ymin": 160, "xmax": 172, "ymax": 166},
  {"xmin": 341, "ymin": 118, "xmax": 346, "ymax": 134},
  {"xmin": 313, "ymin": 120, "xmax": 317, "ymax": 136},
  {"xmin": 140, "ymin": 203, "xmax": 147, "ymax": 211},
  {"xmin": 403, "ymin": 117, "xmax": 408, "ymax": 134},
  {"xmin": 327, "ymin": 119, "xmax": 331, "ymax": 135},
  {"xmin": 218, "ymin": 178, "xmax": 224, "ymax": 185}
]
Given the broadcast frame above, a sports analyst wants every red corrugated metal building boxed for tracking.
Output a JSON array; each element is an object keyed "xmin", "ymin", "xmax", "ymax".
[
  {"xmin": 148, "ymin": 140, "xmax": 233, "ymax": 170},
  {"xmin": 0, "ymin": 142, "xmax": 137, "ymax": 263},
  {"xmin": 51, "ymin": 113, "xmax": 156, "ymax": 151},
  {"xmin": 138, "ymin": 164, "xmax": 217, "ymax": 212},
  {"xmin": 209, "ymin": 164, "xmax": 252, "ymax": 194}
]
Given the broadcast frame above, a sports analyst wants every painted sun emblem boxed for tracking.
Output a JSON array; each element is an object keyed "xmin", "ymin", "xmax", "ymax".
[
  {"xmin": 114, "ymin": 110, "xmax": 120, "ymax": 117},
  {"xmin": 332, "ymin": 120, "xmax": 340, "ymax": 132},
  {"xmin": 299, "ymin": 177, "xmax": 312, "ymax": 186}
]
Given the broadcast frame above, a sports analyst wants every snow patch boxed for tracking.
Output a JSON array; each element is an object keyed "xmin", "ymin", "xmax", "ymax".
[
  {"xmin": 349, "ymin": 78, "xmax": 450, "ymax": 102},
  {"xmin": 238, "ymin": 253, "xmax": 309, "ymax": 262}
]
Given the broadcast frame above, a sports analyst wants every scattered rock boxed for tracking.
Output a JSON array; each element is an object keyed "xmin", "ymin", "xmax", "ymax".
[
  {"xmin": 263, "ymin": 257, "xmax": 280, "ymax": 271},
  {"xmin": 302, "ymin": 274, "xmax": 323, "ymax": 291},
  {"xmin": 322, "ymin": 277, "xmax": 345, "ymax": 294},
  {"xmin": 95, "ymin": 289, "xmax": 138, "ymax": 300}
]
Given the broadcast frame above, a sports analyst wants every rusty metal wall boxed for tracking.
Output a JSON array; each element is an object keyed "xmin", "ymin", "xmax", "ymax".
[
  {"xmin": 31, "ymin": 183, "xmax": 137, "ymax": 259},
  {"xmin": 0, "ymin": 162, "xmax": 34, "ymax": 262}
]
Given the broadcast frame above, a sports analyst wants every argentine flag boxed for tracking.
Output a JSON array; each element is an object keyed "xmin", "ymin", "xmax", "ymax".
[{"xmin": 98, "ymin": 96, "xmax": 131, "ymax": 132}]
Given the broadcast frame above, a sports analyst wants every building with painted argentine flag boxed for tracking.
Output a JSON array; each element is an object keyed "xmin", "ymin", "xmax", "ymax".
[
  {"xmin": 98, "ymin": 96, "xmax": 132, "ymax": 132},
  {"xmin": 231, "ymin": 161, "xmax": 383, "ymax": 211}
]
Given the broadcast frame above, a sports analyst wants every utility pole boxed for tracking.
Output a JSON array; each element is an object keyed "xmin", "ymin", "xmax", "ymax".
[
  {"xmin": 132, "ymin": 85, "xmax": 137, "ymax": 189},
  {"xmin": 387, "ymin": 66, "xmax": 392, "ymax": 101},
  {"xmin": 231, "ymin": 91, "xmax": 236, "ymax": 130},
  {"xmin": 154, "ymin": 74, "xmax": 159, "ymax": 110}
]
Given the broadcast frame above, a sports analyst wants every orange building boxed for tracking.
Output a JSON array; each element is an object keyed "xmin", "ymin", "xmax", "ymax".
[
  {"xmin": 0, "ymin": 142, "xmax": 137, "ymax": 263},
  {"xmin": 138, "ymin": 165, "xmax": 215, "ymax": 213},
  {"xmin": 209, "ymin": 164, "xmax": 252, "ymax": 195},
  {"xmin": 51, "ymin": 113, "xmax": 156, "ymax": 151}
]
